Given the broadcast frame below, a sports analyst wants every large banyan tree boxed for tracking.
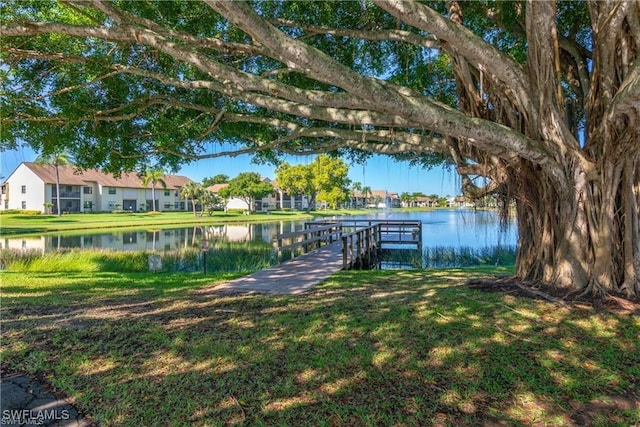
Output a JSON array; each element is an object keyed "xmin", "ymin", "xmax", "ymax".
[{"xmin": 1, "ymin": 1, "xmax": 639, "ymax": 297}]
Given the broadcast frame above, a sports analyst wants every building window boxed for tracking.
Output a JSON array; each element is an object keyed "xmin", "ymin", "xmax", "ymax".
[
  {"xmin": 83, "ymin": 187, "xmax": 93, "ymax": 194},
  {"xmin": 1, "ymin": 185, "xmax": 6, "ymax": 195},
  {"xmin": 21, "ymin": 201, "xmax": 26, "ymax": 209},
  {"xmin": 4, "ymin": 200, "xmax": 8, "ymax": 209},
  {"xmin": 108, "ymin": 187, "xmax": 116, "ymax": 195},
  {"xmin": 164, "ymin": 190, "xmax": 170, "ymax": 197},
  {"xmin": 163, "ymin": 202, "xmax": 171, "ymax": 209},
  {"xmin": 21, "ymin": 185, "xmax": 26, "ymax": 194}
]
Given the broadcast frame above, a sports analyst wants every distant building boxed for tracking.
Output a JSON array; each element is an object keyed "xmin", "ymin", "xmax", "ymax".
[
  {"xmin": 404, "ymin": 196, "xmax": 437, "ymax": 208},
  {"xmin": 446, "ymin": 196, "xmax": 472, "ymax": 208},
  {"xmin": 0, "ymin": 162, "xmax": 192, "ymax": 213},
  {"xmin": 352, "ymin": 190, "xmax": 400, "ymax": 208},
  {"xmin": 207, "ymin": 178, "xmax": 312, "ymax": 212}
]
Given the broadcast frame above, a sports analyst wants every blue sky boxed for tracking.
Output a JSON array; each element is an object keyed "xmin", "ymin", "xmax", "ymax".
[{"xmin": 1, "ymin": 146, "xmax": 461, "ymax": 196}]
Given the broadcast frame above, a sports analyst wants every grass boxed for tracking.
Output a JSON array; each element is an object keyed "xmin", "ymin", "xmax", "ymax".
[
  {"xmin": 0, "ymin": 209, "xmax": 384, "ymax": 238},
  {"xmin": 1, "ymin": 243, "xmax": 277, "ymax": 273},
  {"xmin": 1, "ymin": 266, "xmax": 638, "ymax": 426},
  {"xmin": 0, "ymin": 211, "xmax": 309, "ymax": 237},
  {"xmin": 378, "ymin": 246, "xmax": 517, "ymax": 269},
  {"xmin": 423, "ymin": 245, "xmax": 517, "ymax": 267},
  {"xmin": 0, "ymin": 244, "xmax": 516, "ymax": 274}
]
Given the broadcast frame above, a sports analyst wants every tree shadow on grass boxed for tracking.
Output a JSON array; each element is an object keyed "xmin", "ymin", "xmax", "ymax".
[{"xmin": 1, "ymin": 269, "xmax": 639, "ymax": 426}]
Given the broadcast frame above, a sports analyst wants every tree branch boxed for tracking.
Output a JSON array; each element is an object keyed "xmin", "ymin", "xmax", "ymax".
[
  {"xmin": 372, "ymin": 0, "xmax": 531, "ymax": 111},
  {"xmin": 1, "ymin": 23, "xmax": 387, "ymax": 115},
  {"xmin": 106, "ymin": 66, "xmax": 418, "ymax": 129},
  {"xmin": 270, "ymin": 18, "xmax": 439, "ymax": 49},
  {"xmin": 15, "ymin": 70, "xmax": 121, "ymax": 102},
  {"xmin": 558, "ymin": 37, "xmax": 591, "ymax": 103},
  {"xmin": 607, "ymin": 60, "xmax": 640, "ymax": 126},
  {"xmin": 206, "ymin": 0, "xmax": 565, "ymax": 183},
  {"xmin": 5, "ymin": 95, "xmax": 171, "ymax": 124}
]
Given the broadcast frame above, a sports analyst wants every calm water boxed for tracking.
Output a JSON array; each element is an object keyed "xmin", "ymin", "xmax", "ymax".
[
  {"xmin": 2, "ymin": 209, "xmax": 516, "ymax": 253},
  {"xmin": 347, "ymin": 209, "xmax": 517, "ymax": 249}
]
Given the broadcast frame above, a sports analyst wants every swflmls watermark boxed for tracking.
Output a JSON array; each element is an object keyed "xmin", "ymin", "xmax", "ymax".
[{"xmin": 1, "ymin": 409, "xmax": 71, "ymax": 425}]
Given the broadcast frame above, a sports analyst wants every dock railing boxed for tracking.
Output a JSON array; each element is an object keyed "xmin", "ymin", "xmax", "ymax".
[
  {"xmin": 274, "ymin": 223, "xmax": 342, "ymax": 260},
  {"xmin": 274, "ymin": 220, "xmax": 422, "ymax": 267},
  {"xmin": 341, "ymin": 224, "xmax": 380, "ymax": 269},
  {"xmin": 307, "ymin": 219, "xmax": 422, "ymax": 249}
]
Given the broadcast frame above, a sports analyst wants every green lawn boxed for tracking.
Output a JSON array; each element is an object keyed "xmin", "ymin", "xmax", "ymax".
[
  {"xmin": 0, "ymin": 211, "xmax": 306, "ymax": 237},
  {"xmin": 2, "ymin": 267, "xmax": 638, "ymax": 426},
  {"xmin": 0, "ymin": 209, "xmax": 385, "ymax": 237}
]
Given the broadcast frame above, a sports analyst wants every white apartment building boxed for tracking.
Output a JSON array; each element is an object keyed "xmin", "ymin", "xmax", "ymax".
[
  {"xmin": 0, "ymin": 162, "xmax": 192, "ymax": 213},
  {"xmin": 208, "ymin": 178, "xmax": 312, "ymax": 212}
]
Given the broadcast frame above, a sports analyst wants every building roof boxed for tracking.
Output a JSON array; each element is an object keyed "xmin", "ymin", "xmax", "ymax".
[
  {"xmin": 22, "ymin": 162, "xmax": 191, "ymax": 189},
  {"xmin": 415, "ymin": 196, "xmax": 434, "ymax": 202},
  {"xmin": 353, "ymin": 189, "xmax": 398, "ymax": 199},
  {"xmin": 206, "ymin": 183, "xmax": 229, "ymax": 193}
]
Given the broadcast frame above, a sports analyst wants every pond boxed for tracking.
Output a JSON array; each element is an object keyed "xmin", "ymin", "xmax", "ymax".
[
  {"xmin": 1, "ymin": 221, "xmax": 303, "ymax": 253},
  {"xmin": 335, "ymin": 209, "xmax": 516, "ymax": 249},
  {"xmin": 337, "ymin": 209, "xmax": 517, "ymax": 268},
  {"xmin": 2, "ymin": 210, "xmax": 517, "ymax": 269}
]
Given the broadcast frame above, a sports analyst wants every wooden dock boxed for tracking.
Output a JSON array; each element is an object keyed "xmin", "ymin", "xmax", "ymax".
[
  {"xmin": 211, "ymin": 241, "xmax": 343, "ymax": 295},
  {"xmin": 306, "ymin": 219, "xmax": 422, "ymax": 252},
  {"xmin": 211, "ymin": 220, "xmax": 422, "ymax": 295}
]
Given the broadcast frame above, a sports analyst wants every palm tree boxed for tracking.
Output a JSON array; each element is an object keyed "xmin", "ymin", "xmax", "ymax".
[
  {"xmin": 141, "ymin": 168, "xmax": 167, "ymax": 212},
  {"xmin": 351, "ymin": 181, "xmax": 362, "ymax": 208},
  {"xmin": 199, "ymin": 190, "xmax": 218, "ymax": 216},
  {"xmin": 35, "ymin": 151, "xmax": 73, "ymax": 216},
  {"xmin": 361, "ymin": 186, "xmax": 372, "ymax": 207},
  {"xmin": 180, "ymin": 181, "xmax": 204, "ymax": 217}
]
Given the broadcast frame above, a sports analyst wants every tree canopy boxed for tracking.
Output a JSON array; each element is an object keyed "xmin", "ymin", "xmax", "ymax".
[
  {"xmin": 275, "ymin": 163, "xmax": 316, "ymax": 209},
  {"xmin": 276, "ymin": 154, "xmax": 350, "ymax": 211},
  {"xmin": 218, "ymin": 172, "xmax": 273, "ymax": 212},
  {"xmin": 313, "ymin": 155, "xmax": 351, "ymax": 209},
  {"xmin": 1, "ymin": 0, "xmax": 638, "ymax": 297},
  {"xmin": 202, "ymin": 174, "xmax": 229, "ymax": 187}
]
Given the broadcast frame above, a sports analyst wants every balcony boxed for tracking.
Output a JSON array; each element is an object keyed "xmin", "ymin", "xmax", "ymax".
[{"xmin": 51, "ymin": 191, "xmax": 81, "ymax": 198}]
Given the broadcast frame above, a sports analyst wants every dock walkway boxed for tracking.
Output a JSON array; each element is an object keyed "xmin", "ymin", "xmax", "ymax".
[
  {"xmin": 211, "ymin": 220, "xmax": 421, "ymax": 295},
  {"xmin": 211, "ymin": 241, "xmax": 343, "ymax": 295}
]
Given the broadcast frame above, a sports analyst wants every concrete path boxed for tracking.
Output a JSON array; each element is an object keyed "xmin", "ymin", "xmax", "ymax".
[
  {"xmin": 1, "ymin": 371, "xmax": 93, "ymax": 426},
  {"xmin": 211, "ymin": 242, "xmax": 344, "ymax": 295}
]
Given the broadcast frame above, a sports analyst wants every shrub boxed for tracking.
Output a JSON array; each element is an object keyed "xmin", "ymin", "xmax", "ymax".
[
  {"xmin": 226, "ymin": 208, "xmax": 246, "ymax": 215},
  {"xmin": 19, "ymin": 210, "xmax": 42, "ymax": 215},
  {"xmin": 0, "ymin": 249, "xmax": 43, "ymax": 269}
]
